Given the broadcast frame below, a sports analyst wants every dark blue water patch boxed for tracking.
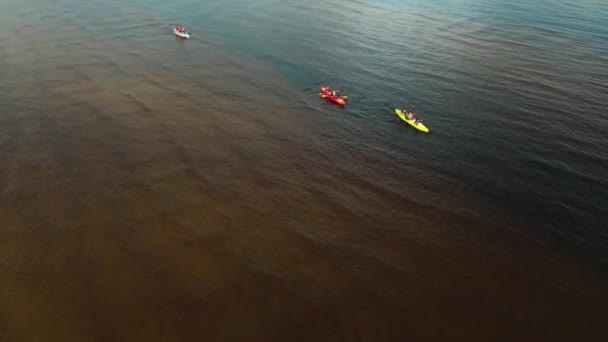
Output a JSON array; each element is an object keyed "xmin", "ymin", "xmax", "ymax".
[{"xmin": 485, "ymin": 161, "xmax": 608, "ymax": 266}]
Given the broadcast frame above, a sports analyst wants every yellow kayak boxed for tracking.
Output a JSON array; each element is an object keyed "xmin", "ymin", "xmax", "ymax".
[{"xmin": 395, "ymin": 109, "xmax": 429, "ymax": 133}]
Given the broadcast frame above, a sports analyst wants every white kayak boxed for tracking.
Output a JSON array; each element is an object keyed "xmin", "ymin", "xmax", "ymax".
[{"xmin": 173, "ymin": 28, "xmax": 190, "ymax": 38}]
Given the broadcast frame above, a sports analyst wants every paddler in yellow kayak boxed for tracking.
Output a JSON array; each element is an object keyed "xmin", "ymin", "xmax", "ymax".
[
  {"xmin": 395, "ymin": 108, "xmax": 429, "ymax": 133},
  {"xmin": 404, "ymin": 110, "xmax": 423, "ymax": 122},
  {"xmin": 406, "ymin": 111, "xmax": 425, "ymax": 124}
]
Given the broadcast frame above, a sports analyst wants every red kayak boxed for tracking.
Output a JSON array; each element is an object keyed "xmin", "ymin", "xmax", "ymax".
[{"xmin": 320, "ymin": 86, "xmax": 348, "ymax": 106}]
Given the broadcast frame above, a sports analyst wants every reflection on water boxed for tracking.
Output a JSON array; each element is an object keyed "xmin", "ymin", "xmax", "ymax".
[{"xmin": 0, "ymin": 0, "xmax": 606, "ymax": 340}]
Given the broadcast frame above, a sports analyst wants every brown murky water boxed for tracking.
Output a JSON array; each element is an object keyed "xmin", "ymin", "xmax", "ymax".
[{"xmin": 0, "ymin": 0, "xmax": 606, "ymax": 341}]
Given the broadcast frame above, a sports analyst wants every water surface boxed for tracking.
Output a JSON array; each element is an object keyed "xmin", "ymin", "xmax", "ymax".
[{"xmin": 0, "ymin": 0, "xmax": 606, "ymax": 341}]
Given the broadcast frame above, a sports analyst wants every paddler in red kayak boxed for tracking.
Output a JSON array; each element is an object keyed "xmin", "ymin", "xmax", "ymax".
[
  {"xmin": 325, "ymin": 87, "xmax": 347, "ymax": 100},
  {"xmin": 329, "ymin": 89, "xmax": 343, "ymax": 98},
  {"xmin": 332, "ymin": 90, "xmax": 347, "ymax": 99},
  {"xmin": 320, "ymin": 86, "xmax": 348, "ymax": 106}
]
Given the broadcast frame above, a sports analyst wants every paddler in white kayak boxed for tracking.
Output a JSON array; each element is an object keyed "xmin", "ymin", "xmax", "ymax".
[{"xmin": 173, "ymin": 25, "xmax": 190, "ymax": 38}]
